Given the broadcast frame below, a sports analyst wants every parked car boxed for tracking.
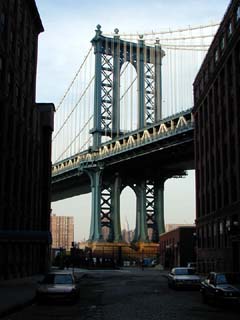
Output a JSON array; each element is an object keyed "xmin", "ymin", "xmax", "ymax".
[
  {"xmin": 36, "ymin": 271, "xmax": 80, "ymax": 302},
  {"xmin": 142, "ymin": 258, "xmax": 157, "ymax": 267},
  {"xmin": 168, "ymin": 267, "xmax": 201, "ymax": 289},
  {"xmin": 200, "ymin": 272, "xmax": 240, "ymax": 305}
]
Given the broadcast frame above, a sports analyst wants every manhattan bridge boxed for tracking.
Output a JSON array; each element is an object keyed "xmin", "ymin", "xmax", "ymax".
[{"xmin": 51, "ymin": 23, "xmax": 219, "ymax": 250}]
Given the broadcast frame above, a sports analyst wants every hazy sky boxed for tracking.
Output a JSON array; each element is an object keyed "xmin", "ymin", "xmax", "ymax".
[{"xmin": 35, "ymin": 0, "xmax": 230, "ymax": 241}]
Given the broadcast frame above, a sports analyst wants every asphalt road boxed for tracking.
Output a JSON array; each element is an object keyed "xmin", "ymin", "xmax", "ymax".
[{"xmin": 3, "ymin": 268, "xmax": 240, "ymax": 320}]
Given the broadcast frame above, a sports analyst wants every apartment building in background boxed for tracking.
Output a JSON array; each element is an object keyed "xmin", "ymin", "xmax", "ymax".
[{"xmin": 51, "ymin": 214, "xmax": 74, "ymax": 251}]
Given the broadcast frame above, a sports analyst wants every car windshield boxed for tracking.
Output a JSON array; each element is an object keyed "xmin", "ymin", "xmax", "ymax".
[
  {"xmin": 174, "ymin": 268, "xmax": 196, "ymax": 275},
  {"xmin": 42, "ymin": 274, "xmax": 73, "ymax": 285},
  {"xmin": 216, "ymin": 273, "xmax": 240, "ymax": 285}
]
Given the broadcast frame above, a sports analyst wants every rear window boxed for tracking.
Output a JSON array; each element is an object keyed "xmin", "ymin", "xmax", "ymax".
[
  {"xmin": 42, "ymin": 274, "xmax": 73, "ymax": 284},
  {"xmin": 174, "ymin": 268, "xmax": 196, "ymax": 275}
]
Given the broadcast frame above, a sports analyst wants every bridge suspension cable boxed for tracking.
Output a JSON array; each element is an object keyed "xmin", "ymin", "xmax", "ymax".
[
  {"xmin": 52, "ymin": 46, "xmax": 95, "ymax": 163},
  {"xmin": 103, "ymin": 22, "xmax": 219, "ymax": 38},
  {"xmin": 55, "ymin": 47, "xmax": 93, "ymax": 112}
]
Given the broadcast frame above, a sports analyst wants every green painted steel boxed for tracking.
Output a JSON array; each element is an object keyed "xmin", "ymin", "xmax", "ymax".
[
  {"xmin": 111, "ymin": 174, "xmax": 122, "ymax": 242},
  {"xmin": 112, "ymin": 31, "xmax": 121, "ymax": 137},
  {"xmin": 137, "ymin": 37, "xmax": 145, "ymax": 128},
  {"xmin": 154, "ymin": 180, "xmax": 166, "ymax": 235},
  {"xmin": 154, "ymin": 40, "xmax": 164, "ymax": 121},
  {"xmin": 91, "ymin": 25, "xmax": 103, "ymax": 150},
  {"xmin": 87, "ymin": 167, "xmax": 103, "ymax": 241},
  {"xmin": 54, "ymin": 27, "xmax": 183, "ymax": 244},
  {"xmin": 134, "ymin": 180, "xmax": 149, "ymax": 242}
]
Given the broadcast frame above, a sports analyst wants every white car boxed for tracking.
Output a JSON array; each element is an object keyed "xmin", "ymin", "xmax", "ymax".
[
  {"xmin": 168, "ymin": 267, "xmax": 201, "ymax": 289},
  {"xmin": 36, "ymin": 271, "xmax": 80, "ymax": 302}
]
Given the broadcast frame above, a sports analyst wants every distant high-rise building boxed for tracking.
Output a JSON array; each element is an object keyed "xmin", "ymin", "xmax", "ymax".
[
  {"xmin": 51, "ymin": 215, "xmax": 74, "ymax": 251},
  {"xmin": 0, "ymin": 0, "xmax": 54, "ymax": 280},
  {"xmin": 122, "ymin": 229, "xmax": 134, "ymax": 243},
  {"xmin": 193, "ymin": 0, "xmax": 240, "ymax": 273}
]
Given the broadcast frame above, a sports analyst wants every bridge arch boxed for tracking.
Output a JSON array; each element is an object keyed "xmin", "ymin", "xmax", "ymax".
[
  {"xmin": 120, "ymin": 185, "xmax": 137, "ymax": 242},
  {"xmin": 120, "ymin": 62, "xmax": 138, "ymax": 133}
]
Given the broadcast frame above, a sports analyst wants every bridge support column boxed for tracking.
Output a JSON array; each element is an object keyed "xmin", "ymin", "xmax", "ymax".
[
  {"xmin": 137, "ymin": 37, "xmax": 145, "ymax": 128},
  {"xmin": 91, "ymin": 25, "xmax": 104, "ymax": 150},
  {"xmin": 134, "ymin": 180, "xmax": 149, "ymax": 242},
  {"xmin": 87, "ymin": 168, "xmax": 103, "ymax": 241},
  {"xmin": 154, "ymin": 41, "xmax": 164, "ymax": 121},
  {"xmin": 111, "ymin": 174, "xmax": 122, "ymax": 242},
  {"xmin": 154, "ymin": 180, "xmax": 165, "ymax": 236},
  {"xmin": 112, "ymin": 32, "xmax": 121, "ymax": 137}
]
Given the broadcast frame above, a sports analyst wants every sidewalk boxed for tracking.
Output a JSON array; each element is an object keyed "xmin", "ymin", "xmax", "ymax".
[
  {"xmin": 0, "ymin": 268, "xmax": 87, "ymax": 319},
  {"xmin": 0, "ymin": 274, "xmax": 43, "ymax": 318}
]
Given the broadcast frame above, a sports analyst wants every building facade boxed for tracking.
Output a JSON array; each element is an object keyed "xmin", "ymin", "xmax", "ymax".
[
  {"xmin": 159, "ymin": 226, "xmax": 196, "ymax": 269},
  {"xmin": 51, "ymin": 214, "xmax": 74, "ymax": 252},
  {"xmin": 0, "ymin": 0, "xmax": 54, "ymax": 280},
  {"xmin": 193, "ymin": 0, "xmax": 240, "ymax": 273}
]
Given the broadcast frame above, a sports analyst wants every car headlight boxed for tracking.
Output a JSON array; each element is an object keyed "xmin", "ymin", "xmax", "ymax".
[
  {"xmin": 223, "ymin": 292, "xmax": 233, "ymax": 297},
  {"xmin": 215, "ymin": 289, "xmax": 225, "ymax": 296}
]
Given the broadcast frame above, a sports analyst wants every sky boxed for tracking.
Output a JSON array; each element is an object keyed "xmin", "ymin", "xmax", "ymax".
[{"xmin": 35, "ymin": 0, "xmax": 230, "ymax": 241}]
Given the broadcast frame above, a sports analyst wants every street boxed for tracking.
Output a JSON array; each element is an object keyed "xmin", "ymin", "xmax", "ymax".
[{"xmin": 3, "ymin": 268, "xmax": 239, "ymax": 320}]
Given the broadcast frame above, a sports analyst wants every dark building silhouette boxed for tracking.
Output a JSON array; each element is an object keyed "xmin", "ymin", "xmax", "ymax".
[
  {"xmin": 159, "ymin": 226, "xmax": 196, "ymax": 269},
  {"xmin": 193, "ymin": 0, "xmax": 240, "ymax": 273},
  {"xmin": 0, "ymin": 0, "xmax": 54, "ymax": 279}
]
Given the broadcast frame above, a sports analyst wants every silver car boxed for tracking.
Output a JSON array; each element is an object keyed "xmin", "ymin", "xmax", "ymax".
[
  {"xmin": 168, "ymin": 267, "xmax": 201, "ymax": 289},
  {"xmin": 36, "ymin": 271, "xmax": 80, "ymax": 302}
]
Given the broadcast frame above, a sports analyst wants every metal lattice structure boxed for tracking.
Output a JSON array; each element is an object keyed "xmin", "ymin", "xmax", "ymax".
[
  {"xmin": 90, "ymin": 25, "xmax": 165, "ymax": 150},
  {"xmin": 100, "ymin": 55, "xmax": 113, "ymax": 134},
  {"xmin": 52, "ymin": 23, "xmax": 219, "ymax": 244}
]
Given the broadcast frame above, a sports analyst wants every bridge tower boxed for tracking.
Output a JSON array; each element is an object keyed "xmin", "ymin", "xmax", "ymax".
[{"xmin": 86, "ymin": 25, "xmax": 166, "ymax": 245}]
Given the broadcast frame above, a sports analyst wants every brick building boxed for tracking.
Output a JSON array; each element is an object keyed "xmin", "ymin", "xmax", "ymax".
[
  {"xmin": 51, "ymin": 214, "xmax": 74, "ymax": 252},
  {"xmin": 0, "ymin": 0, "xmax": 54, "ymax": 279},
  {"xmin": 193, "ymin": 0, "xmax": 240, "ymax": 273},
  {"xmin": 159, "ymin": 226, "xmax": 196, "ymax": 269}
]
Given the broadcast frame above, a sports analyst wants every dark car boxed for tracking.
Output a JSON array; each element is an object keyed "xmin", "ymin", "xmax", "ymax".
[
  {"xmin": 36, "ymin": 271, "xmax": 80, "ymax": 302},
  {"xmin": 201, "ymin": 272, "xmax": 240, "ymax": 305},
  {"xmin": 168, "ymin": 267, "xmax": 201, "ymax": 289}
]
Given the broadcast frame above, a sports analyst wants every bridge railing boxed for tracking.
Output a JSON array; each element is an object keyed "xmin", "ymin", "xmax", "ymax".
[{"xmin": 52, "ymin": 108, "xmax": 194, "ymax": 177}]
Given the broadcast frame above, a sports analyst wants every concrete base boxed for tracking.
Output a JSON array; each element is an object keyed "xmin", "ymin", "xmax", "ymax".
[
  {"xmin": 132, "ymin": 242, "xmax": 160, "ymax": 255},
  {"xmin": 86, "ymin": 241, "xmax": 159, "ymax": 258},
  {"xmin": 87, "ymin": 241, "xmax": 129, "ymax": 256}
]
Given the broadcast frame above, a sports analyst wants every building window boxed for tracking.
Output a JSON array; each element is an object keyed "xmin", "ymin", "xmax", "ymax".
[
  {"xmin": 215, "ymin": 49, "xmax": 219, "ymax": 62},
  {"xmin": 227, "ymin": 22, "xmax": 232, "ymax": 38},
  {"xmin": 237, "ymin": 6, "xmax": 240, "ymax": 21},
  {"xmin": 0, "ymin": 56, "xmax": 3, "ymax": 90},
  {"xmin": 220, "ymin": 37, "xmax": 225, "ymax": 51},
  {"xmin": 0, "ymin": 12, "xmax": 5, "ymax": 32}
]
